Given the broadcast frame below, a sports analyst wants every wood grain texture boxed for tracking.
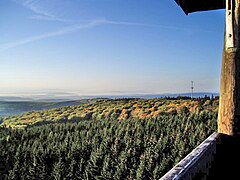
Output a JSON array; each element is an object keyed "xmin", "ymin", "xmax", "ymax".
[
  {"xmin": 218, "ymin": 48, "xmax": 236, "ymax": 135},
  {"xmin": 218, "ymin": 0, "xmax": 240, "ymax": 136}
]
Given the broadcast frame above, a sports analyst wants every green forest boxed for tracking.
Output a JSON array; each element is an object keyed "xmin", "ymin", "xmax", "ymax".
[{"xmin": 0, "ymin": 97, "xmax": 218, "ymax": 179}]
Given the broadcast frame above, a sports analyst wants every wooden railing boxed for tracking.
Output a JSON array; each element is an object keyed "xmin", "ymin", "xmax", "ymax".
[
  {"xmin": 160, "ymin": 132, "xmax": 240, "ymax": 179},
  {"xmin": 160, "ymin": 132, "xmax": 219, "ymax": 180}
]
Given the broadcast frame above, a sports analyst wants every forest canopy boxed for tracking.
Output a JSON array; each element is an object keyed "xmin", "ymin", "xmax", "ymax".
[{"xmin": 0, "ymin": 97, "xmax": 218, "ymax": 179}]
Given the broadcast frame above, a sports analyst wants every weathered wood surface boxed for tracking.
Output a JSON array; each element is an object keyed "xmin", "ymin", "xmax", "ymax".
[
  {"xmin": 160, "ymin": 133, "xmax": 240, "ymax": 179},
  {"xmin": 218, "ymin": 0, "xmax": 240, "ymax": 136},
  {"xmin": 160, "ymin": 133, "xmax": 219, "ymax": 180}
]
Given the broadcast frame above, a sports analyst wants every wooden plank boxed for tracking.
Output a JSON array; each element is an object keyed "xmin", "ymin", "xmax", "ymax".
[
  {"xmin": 160, "ymin": 133, "xmax": 219, "ymax": 180},
  {"xmin": 226, "ymin": 0, "xmax": 235, "ymax": 48}
]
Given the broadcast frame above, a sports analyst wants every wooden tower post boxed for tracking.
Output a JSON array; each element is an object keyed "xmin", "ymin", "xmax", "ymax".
[
  {"xmin": 218, "ymin": 0, "xmax": 240, "ymax": 136},
  {"xmin": 174, "ymin": 0, "xmax": 240, "ymax": 136}
]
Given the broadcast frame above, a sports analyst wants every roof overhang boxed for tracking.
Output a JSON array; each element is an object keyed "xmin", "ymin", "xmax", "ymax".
[{"xmin": 174, "ymin": 0, "xmax": 226, "ymax": 15}]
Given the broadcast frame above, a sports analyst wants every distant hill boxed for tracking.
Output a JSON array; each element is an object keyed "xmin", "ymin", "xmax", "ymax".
[
  {"xmin": 0, "ymin": 92, "xmax": 219, "ymax": 117},
  {"xmin": 106, "ymin": 92, "xmax": 219, "ymax": 99},
  {"xmin": 0, "ymin": 99, "xmax": 98, "ymax": 117},
  {"xmin": 1, "ymin": 96, "xmax": 219, "ymax": 128},
  {"xmin": 0, "ymin": 92, "xmax": 219, "ymax": 102}
]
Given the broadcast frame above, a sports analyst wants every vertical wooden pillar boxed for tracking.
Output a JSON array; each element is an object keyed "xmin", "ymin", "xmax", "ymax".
[{"xmin": 218, "ymin": 0, "xmax": 240, "ymax": 136}]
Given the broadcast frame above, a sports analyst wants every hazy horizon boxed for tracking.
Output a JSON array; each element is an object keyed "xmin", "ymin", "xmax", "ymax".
[{"xmin": 0, "ymin": 89, "xmax": 219, "ymax": 101}]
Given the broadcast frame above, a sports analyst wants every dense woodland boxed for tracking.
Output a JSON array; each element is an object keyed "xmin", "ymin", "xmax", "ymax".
[
  {"xmin": 0, "ymin": 97, "xmax": 218, "ymax": 179},
  {"xmin": 1, "ymin": 96, "xmax": 219, "ymax": 128}
]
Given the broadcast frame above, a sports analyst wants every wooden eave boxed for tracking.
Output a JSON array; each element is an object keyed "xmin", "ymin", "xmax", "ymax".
[{"xmin": 174, "ymin": 0, "xmax": 226, "ymax": 15}]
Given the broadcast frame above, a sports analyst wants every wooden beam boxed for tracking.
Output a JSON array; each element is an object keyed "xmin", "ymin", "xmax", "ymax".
[
  {"xmin": 174, "ymin": 0, "xmax": 240, "ymax": 135},
  {"xmin": 218, "ymin": 0, "xmax": 240, "ymax": 136},
  {"xmin": 174, "ymin": 0, "xmax": 225, "ymax": 15},
  {"xmin": 226, "ymin": 0, "xmax": 235, "ymax": 48}
]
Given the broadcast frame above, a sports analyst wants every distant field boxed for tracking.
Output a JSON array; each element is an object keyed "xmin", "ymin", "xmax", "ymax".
[{"xmin": 0, "ymin": 99, "xmax": 97, "ymax": 117}]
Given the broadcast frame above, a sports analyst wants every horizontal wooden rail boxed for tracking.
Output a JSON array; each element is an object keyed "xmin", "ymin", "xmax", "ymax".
[{"xmin": 160, "ymin": 132, "xmax": 219, "ymax": 180}]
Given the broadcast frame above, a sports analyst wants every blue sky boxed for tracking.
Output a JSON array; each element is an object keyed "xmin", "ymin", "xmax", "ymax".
[{"xmin": 0, "ymin": 0, "xmax": 225, "ymax": 97}]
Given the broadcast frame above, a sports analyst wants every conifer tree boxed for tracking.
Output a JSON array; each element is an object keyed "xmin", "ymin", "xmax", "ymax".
[{"xmin": 52, "ymin": 158, "xmax": 64, "ymax": 180}]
